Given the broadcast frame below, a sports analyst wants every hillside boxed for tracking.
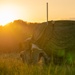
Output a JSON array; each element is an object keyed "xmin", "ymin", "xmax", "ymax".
[
  {"xmin": 32, "ymin": 20, "xmax": 75, "ymax": 59},
  {"xmin": 0, "ymin": 20, "xmax": 75, "ymax": 60}
]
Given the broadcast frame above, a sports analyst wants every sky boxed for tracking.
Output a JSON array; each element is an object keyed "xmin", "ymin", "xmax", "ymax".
[{"xmin": 0, "ymin": 0, "xmax": 75, "ymax": 25}]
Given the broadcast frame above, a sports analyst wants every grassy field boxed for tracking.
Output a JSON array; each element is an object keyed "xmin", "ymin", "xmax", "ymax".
[
  {"xmin": 0, "ymin": 53, "xmax": 75, "ymax": 75},
  {"xmin": 0, "ymin": 20, "xmax": 75, "ymax": 75}
]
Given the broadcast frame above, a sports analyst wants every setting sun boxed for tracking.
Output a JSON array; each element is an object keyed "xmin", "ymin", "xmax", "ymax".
[{"xmin": 0, "ymin": 5, "xmax": 19, "ymax": 26}]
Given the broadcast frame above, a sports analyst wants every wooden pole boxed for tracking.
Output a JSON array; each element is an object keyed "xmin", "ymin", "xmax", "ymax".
[{"xmin": 47, "ymin": 2, "xmax": 48, "ymax": 25}]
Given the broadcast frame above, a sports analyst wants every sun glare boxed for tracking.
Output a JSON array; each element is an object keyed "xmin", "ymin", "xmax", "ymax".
[{"xmin": 0, "ymin": 6, "xmax": 18, "ymax": 26}]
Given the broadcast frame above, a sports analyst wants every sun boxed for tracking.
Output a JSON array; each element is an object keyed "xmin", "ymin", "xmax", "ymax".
[{"xmin": 0, "ymin": 6, "xmax": 18, "ymax": 26}]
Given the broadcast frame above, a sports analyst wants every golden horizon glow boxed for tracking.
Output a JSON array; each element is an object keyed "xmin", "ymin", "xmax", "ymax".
[
  {"xmin": 0, "ymin": 5, "xmax": 21, "ymax": 26},
  {"xmin": 0, "ymin": 0, "xmax": 75, "ymax": 26}
]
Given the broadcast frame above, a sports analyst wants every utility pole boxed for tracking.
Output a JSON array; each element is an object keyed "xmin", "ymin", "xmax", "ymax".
[{"xmin": 47, "ymin": 2, "xmax": 48, "ymax": 25}]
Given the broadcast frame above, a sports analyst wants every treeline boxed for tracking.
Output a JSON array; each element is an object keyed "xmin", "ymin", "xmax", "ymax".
[{"xmin": 0, "ymin": 20, "xmax": 38, "ymax": 53}]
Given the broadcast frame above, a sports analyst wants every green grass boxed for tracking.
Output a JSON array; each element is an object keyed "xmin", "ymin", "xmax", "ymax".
[{"xmin": 0, "ymin": 54, "xmax": 75, "ymax": 75}]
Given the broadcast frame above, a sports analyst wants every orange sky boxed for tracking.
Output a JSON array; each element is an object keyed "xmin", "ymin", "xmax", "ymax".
[{"xmin": 0, "ymin": 0, "xmax": 75, "ymax": 25}]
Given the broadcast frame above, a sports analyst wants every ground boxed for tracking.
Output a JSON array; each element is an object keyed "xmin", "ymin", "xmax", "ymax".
[{"xmin": 0, "ymin": 53, "xmax": 75, "ymax": 75}]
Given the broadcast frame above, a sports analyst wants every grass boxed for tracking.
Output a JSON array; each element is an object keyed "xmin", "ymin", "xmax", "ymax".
[{"xmin": 0, "ymin": 53, "xmax": 75, "ymax": 75}]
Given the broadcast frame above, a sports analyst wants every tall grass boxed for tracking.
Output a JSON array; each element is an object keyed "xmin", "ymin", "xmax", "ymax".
[{"xmin": 0, "ymin": 55, "xmax": 75, "ymax": 75}]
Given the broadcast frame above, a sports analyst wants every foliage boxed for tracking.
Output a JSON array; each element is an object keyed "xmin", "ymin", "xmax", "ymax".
[
  {"xmin": 56, "ymin": 49, "xmax": 65, "ymax": 57},
  {"xmin": 66, "ymin": 52, "xmax": 74, "ymax": 64},
  {"xmin": 0, "ymin": 20, "xmax": 75, "ymax": 74},
  {"xmin": 0, "ymin": 54, "xmax": 75, "ymax": 75}
]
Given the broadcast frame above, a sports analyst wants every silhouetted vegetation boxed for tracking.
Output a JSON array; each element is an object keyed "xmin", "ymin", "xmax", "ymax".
[
  {"xmin": 0, "ymin": 20, "xmax": 37, "ymax": 53},
  {"xmin": 0, "ymin": 20, "xmax": 75, "ymax": 65},
  {"xmin": 0, "ymin": 20, "xmax": 75, "ymax": 74},
  {"xmin": 32, "ymin": 20, "xmax": 75, "ymax": 64}
]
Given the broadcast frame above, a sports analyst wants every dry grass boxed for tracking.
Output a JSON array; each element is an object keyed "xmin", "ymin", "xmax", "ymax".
[{"xmin": 0, "ymin": 53, "xmax": 75, "ymax": 75}]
